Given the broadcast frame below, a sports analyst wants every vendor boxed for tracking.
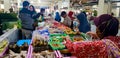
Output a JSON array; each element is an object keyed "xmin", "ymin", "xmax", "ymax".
[
  {"xmin": 88, "ymin": 14, "xmax": 120, "ymax": 48},
  {"xmin": 61, "ymin": 11, "xmax": 72, "ymax": 29}
]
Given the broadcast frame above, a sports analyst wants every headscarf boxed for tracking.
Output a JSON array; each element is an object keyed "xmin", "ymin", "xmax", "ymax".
[
  {"xmin": 55, "ymin": 12, "xmax": 61, "ymax": 22},
  {"xmin": 94, "ymin": 14, "xmax": 119, "ymax": 39},
  {"xmin": 77, "ymin": 12, "xmax": 90, "ymax": 33},
  {"xmin": 82, "ymin": 11, "xmax": 87, "ymax": 17},
  {"xmin": 68, "ymin": 11, "xmax": 75, "ymax": 20}
]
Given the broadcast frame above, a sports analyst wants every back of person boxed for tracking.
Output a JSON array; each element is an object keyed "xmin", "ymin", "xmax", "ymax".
[
  {"xmin": 19, "ymin": 8, "xmax": 34, "ymax": 30},
  {"xmin": 55, "ymin": 12, "xmax": 61, "ymax": 22},
  {"xmin": 93, "ymin": 14, "xmax": 120, "ymax": 48},
  {"xmin": 94, "ymin": 14, "xmax": 119, "ymax": 39},
  {"xmin": 77, "ymin": 12, "xmax": 91, "ymax": 33}
]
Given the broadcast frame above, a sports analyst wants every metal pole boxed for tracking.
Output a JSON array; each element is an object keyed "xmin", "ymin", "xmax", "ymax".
[{"xmin": 107, "ymin": 0, "xmax": 112, "ymax": 14}]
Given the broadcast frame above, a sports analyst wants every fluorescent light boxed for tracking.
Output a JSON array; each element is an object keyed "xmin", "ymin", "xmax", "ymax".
[
  {"xmin": 1, "ymin": 4, "xmax": 4, "ymax": 9},
  {"xmin": 31, "ymin": 1, "xmax": 33, "ymax": 3}
]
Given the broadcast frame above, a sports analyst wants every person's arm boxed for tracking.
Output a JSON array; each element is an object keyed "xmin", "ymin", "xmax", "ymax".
[
  {"xmin": 65, "ymin": 39, "xmax": 108, "ymax": 58},
  {"xmin": 32, "ymin": 13, "xmax": 41, "ymax": 19},
  {"xmin": 66, "ymin": 17, "xmax": 72, "ymax": 27},
  {"xmin": 86, "ymin": 32, "xmax": 100, "ymax": 40}
]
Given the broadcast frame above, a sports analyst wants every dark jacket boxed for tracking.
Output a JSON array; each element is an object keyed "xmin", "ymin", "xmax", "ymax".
[
  {"xmin": 19, "ymin": 8, "xmax": 34, "ymax": 30},
  {"xmin": 0, "ymin": 19, "xmax": 3, "ymax": 35}
]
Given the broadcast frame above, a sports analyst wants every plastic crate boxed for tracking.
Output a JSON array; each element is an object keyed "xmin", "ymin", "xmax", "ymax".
[
  {"xmin": 16, "ymin": 39, "xmax": 31, "ymax": 46},
  {"xmin": 49, "ymin": 34, "xmax": 67, "ymax": 42},
  {"xmin": 48, "ymin": 42, "xmax": 65, "ymax": 50},
  {"xmin": 69, "ymin": 33, "xmax": 87, "ymax": 41},
  {"xmin": 50, "ymin": 34, "xmax": 67, "ymax": 37}
]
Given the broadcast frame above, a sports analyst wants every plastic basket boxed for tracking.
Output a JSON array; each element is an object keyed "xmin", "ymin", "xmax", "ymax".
[
  {"xmin": 16, "ymin": 39, "xmax": 31, "ymax": 46},
  {"xmin": 50, "ymin": 34, "xmax": 67, "ymax": 37},
  {"xmin": 69, "ymin": 33, "xmax": 88, "ymax": 41},
  {"xmin": 48, "ymin": 42, "xmax": 65, "ymax": 50},
  {"xmin": 49, "ymin": 34, "xmax": 67, "ymax": 42}
]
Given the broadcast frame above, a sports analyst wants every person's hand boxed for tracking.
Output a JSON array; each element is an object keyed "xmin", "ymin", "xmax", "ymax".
[
  {"xmin": 62, "ymin": 36, "xmax": 71, "ymax": 45},
  {"xmin": 86, "ymin": 32, "xmax": 99, "ymax": 39},
  {"xmin": 33, "ymin": 22, "xmax": 38, "ymax": 27}
]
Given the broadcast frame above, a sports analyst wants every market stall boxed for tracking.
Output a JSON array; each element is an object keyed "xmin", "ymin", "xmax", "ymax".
[
  {"xmin": 0, "ymin": 28, "xmax": 18, "ymax": 57},
  {"xmin": 25, "ymin": 18, "xmax": 91, "ymax": 58},
  {"xmin": 0, "ymin": 17, "xmax": 119, "ymax": 58},
  {"xmin": 0, "ymin": 28, "xmax": 31, "ymax": 58}
]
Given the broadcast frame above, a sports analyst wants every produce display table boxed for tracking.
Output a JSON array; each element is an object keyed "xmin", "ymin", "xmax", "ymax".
[
  {"xmin": 1, "ymin": 19, "xmax": 119, "ymax": 58},
  {"xmin": 26, "ymin": 20, "xmax": 89, "ymax": 58},
  {"xmin": 0, "ymin": 28, "xmax": 18, "ymax": 58}
]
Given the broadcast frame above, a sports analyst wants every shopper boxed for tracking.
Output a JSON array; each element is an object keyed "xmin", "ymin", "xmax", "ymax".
[
  {"xmin": 88, "ymin": 14, "xmax": 120, "ymax": 48},
  {"xmin": 77, "ymin": 12, "xmax": 91, "ymax": 33},
  {"xmin": 61, "ymin": 11, "xmax": 72, "ymax": 28},
  {"xmin": 68, "ymin": 11, "xmax": 75, "ymax": 20},
  {"xmin": 82, "ymin": 11, "xmax": 87, "ymax": 17},
  {"xmin": 19, "ymin": 1, "xmax": 34, "ymax": 39},
  {"xmin": 9, "ymin": 7, "xmax": 13, "ymax": 13},
  {"xmin": 55, "ymin": 12, "xmax": 61, "ymax": 22},
  {"xmin": 33, "ymin": 8, "xmax": 45, "ymax": 22},
  {"xmin": 29, "ymin": 5, "xmax": 36, "ymax": 17},
  {"xmin": 29, "ymin": 5, "xmax": 38, "ymax": 30}
]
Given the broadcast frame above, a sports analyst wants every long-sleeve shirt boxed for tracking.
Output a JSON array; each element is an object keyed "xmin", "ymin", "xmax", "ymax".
[{"xmin": 63, "ymin": 16, "xmax": 72, "ymax": 27}]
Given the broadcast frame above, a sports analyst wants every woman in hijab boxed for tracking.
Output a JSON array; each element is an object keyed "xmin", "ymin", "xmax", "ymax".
[
  {"xmin": 55, "ymin": 12, "xmax": 61, "ymax": 22},
  {"xmin": 77, "ymin": 12, "xmax": 91, "ymax": 33},
  {"xmin": 68, "ymin": 11, "xmax": 75, "ymax": 20},
  {"xmin": 88, "ymin": 14, "xmax": 120, "ymax": 48}
]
